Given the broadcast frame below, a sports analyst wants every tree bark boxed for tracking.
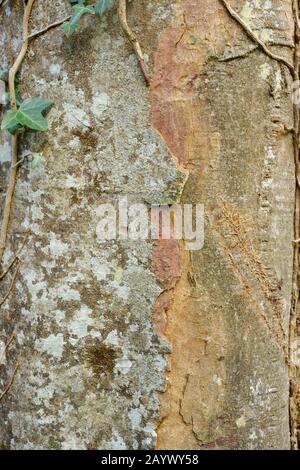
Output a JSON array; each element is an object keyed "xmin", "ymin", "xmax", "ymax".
[{"xmin": 0, "ymin": 0, "xmax": 298, "ymax": 450}]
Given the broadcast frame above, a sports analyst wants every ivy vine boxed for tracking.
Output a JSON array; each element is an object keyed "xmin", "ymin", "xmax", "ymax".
[
  {"xmin": 0, "ymin": 0, "xmax": 149, "ymax": 403},
  {"xmin": 1, "ymin": 0, "xmax": 112, "ymax": 135}
]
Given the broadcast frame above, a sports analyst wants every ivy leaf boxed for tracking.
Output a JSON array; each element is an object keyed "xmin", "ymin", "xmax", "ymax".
[
  {"xmin": 95, "ymin": 0, "xmax": 110, "ymax": 15},
  {"xmin": 64, "ymin": 4, "xmax": 95, "ymax": 33},
  {"xmin": 72, "ymin": 4, "xmax": 95, "ymax": 17},
  {"xmin": 64, "ymin": 22, "xmax": 77, "ymax": 33},
  {"xmin": 1, "ymin": 109, "xmax": 21, "ymax": 134},
  {"xmin": 16, "ymin": 97, "xmax": 53, "ymax": 132}
]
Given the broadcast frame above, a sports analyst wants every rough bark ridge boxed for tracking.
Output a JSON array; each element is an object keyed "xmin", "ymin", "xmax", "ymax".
[{"xmin": 0, "ymin": 0, "xmax": 298, "ymax": 450}]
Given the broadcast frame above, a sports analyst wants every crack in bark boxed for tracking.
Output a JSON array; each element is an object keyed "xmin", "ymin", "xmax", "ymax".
[{"xmin": 178, "ymin": 374, "xmax": 203, "ymax": 445}]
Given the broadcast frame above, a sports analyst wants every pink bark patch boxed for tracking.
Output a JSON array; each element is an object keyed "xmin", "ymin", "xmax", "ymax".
[{"xmin": 152, "ymin": 240, "xmax": 182, "ymax": 289}]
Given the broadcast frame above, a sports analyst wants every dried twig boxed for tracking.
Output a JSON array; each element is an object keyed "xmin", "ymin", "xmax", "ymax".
[
  {"xmin": 0, "ymin": 0, "xmax": 35, "ymax": 269},
  {"xmin": 0, "ymin": 330, "xmax": 16, "ymax": 365},
  {"xmin": 175, "ymin": 13, "xmax": 188, "ymax": 48},
  {"xmin": 220, "ymin": 0, "xmax": 295, "ymax": 76},
  {"xmin": 0, "ymin": 260, "xmax": 20, "ymax": 307},
  {"xmin": 0, "ymin": 134, "xmax": 20, "ymax": 269},
  {"xmin": 0, "ymin": 232, "xmax": 28, "ymax": 281},
  {"xmin": 118, "ymin": 0, "xmax": 150, "ymax": 85},
  {"xmin": 11, "ymin": 151, "xmax": 31, "ymax": 168},
  {"xmin": 219, "ymin": 45, "xmax": 258, "ymax": 62},
  {"xmin": 28, "ymin": 15, "xmax": 71, "ymax": 41},
  {"xmin": 0, "ymin": 254, "xmax": 18, "ymax": 282},
  {"xmin": 0, "ymin": 360, "xmax": 19, "ymax": 402}
]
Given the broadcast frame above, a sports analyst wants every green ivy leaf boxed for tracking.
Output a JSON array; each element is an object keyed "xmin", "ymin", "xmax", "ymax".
[
  {"xmin": 64, "ymin": 22, "xmax": 76, "ymax": 33},
  {"xmin": 95, "ymin": 0, "xmax": 110, "ymax": 15},
  {"xmin": 1, "ymin": 109, "xmax": 21, "ymax": 134},
  {"xmin": 64, "ymin": 22, "xmax": 77, "ymax": 33},
  {"xmin": 64, "ymin": 4, "xmax": 95, "ymax": 33},
  {"xmin": 16, "ymin": 97, "xmax": 53, "ymax": 132}
]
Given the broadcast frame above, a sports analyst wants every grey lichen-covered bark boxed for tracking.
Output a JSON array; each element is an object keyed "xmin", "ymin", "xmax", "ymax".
[{"xmin": 0, "ymin": 0, "xmax": 297, "ymax": 450}]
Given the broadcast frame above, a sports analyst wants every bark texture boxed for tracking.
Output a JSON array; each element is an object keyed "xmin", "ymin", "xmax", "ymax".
[{"xmin": 0, "ymin": 0, "xmax": 297, "ymax": 450}]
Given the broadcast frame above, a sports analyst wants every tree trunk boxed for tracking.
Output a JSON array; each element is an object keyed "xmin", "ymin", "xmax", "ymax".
[{"xmin": 0, "ymin": 0, "xmax": 299, "ymax": 450}]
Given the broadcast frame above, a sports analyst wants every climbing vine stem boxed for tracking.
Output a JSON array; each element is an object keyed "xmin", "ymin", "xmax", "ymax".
[
  {"xmin": 0, "ymin": 360, "xmax": 19, "ymax": 403},
  {"xmin": 0, "ymin": 0, "xmax": 149, "ymax": 407},
  {"xmin": 28, "ymin": 14, "xmax": 72, "ymax": 40},
  {"xmin": 220, "ymin": 0, "xmax": 295, "ymax": 77},
  {"xmin": 118, "ymin": 0, "xmax": 150, "ymax": 85},
  {"xmin": 0, "ymin": 0, "xmax": 148, "ymax": 277},
  {"xmin": 0, "ymin": 0, "xmax": 35, "ymax": 271}
]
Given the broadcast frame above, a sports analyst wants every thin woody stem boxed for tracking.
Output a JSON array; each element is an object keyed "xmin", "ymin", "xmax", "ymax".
[
  {"xmin": 0, "ymin": 330, "xmax": 15, "ymax": 365},
  {"xmin": 220, "ymin": 0, "xmax": 295, "ymax": 76},
  {"xmin": 0, "ymin": 360, "xmax": 19, "ymax": 402},
  {"xmin": 0, "ymin": 0, "xmax": 35, "ymax": 268},
  {"xmin": 28, "ymin": 15, "xmax": 71, "ymax": 41},
  {"xmin": 0, "ymin": 260, "xmax": 20, "ymax": 307},
  {"xmin": 118, "ymin": 0, "xmax": 150, "ymax": 85}
]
